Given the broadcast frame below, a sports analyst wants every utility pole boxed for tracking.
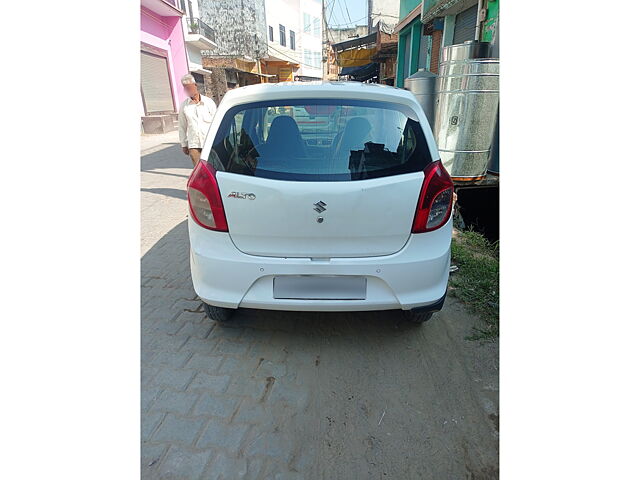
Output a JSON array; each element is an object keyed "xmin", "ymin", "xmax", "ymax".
[
  {"xmin": 254, "ymin": 34, "xmax": 263, "ymax": 82},
  {"xmin": 322, "ymin": 0, "xmax": 327, "ymax": 80}
]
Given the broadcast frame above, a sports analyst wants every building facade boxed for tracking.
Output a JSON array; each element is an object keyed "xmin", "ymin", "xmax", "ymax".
[
  {"xmin": 140, "ymin": 0, "xmax": 190, "ymax": 133},
  {"xmin": 202, "ymin": 56, "xmax": 265, "ymax": 105},
  {"xmin": 194, "ymin": 0, "xmax": 269, "ymax": 104},
  {"xmin": 394, "ymin": 0, "xmax": 499, "ymax": 88},
  {"xmin": 179, "ymin": 0, "xmax": 217, "ymax": 92},
  {"xmin": 368, "ymin": 0, "xmax": 401, "ymax": 33},
  {"xmin": 394, "ymin": 0, "xmax": 427, "ymax": 89},
  {"xmin": 421, "ymin": 0, "xmax": 499, "ymax": 52},
  {"xmin": 328, "ymin": 25, "xmax": 370, "ymax": 44},
  {"xmin": 326, "ymin": 25, "xmax": 368, "ymax": 80},
  {"xmin": 193, "ymin": 0, "xmax": 322, "ymax": 104},
  {"xmin": 198, "ymin": 0, "xmax": 268, "ymax": 59},
  {"xmin": 264, "ymin": 0, "xmax": 323, "ymax": 81}
]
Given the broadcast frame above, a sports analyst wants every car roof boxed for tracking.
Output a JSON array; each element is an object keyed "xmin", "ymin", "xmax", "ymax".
[{"xmin": 219, "ymin": 81, "xmax": 419, "ymax": 109}]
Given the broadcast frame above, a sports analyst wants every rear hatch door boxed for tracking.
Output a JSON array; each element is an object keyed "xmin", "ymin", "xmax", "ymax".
[{"xmin": 218, "ymin": 172, "xmax": 423, "ymax": 258}]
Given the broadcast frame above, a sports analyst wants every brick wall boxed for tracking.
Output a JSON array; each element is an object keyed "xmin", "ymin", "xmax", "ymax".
[
  {"xmin": 430, "ymin": 29, "xmax": 442, "ymax": 74},
  {"xmin": 203, "ymin": 57, "xmax": 236, "ymax": 69},
  {"xmin": 205, "ymin": 68, "xmax": 227, "ymax": 105},
  {"xmin": 202, "ymin": 57, "xmax": 235, "ymax": 105}
]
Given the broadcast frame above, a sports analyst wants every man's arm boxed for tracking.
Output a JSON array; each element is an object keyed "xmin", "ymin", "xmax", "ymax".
[{"xmin": 178, "ymin": 102, "xmax": 188, "ymax": 154}]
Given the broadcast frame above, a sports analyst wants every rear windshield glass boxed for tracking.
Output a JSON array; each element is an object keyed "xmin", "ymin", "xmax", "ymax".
[{"xmin": 209, "ymin": 99, "xmax": 432, "ymax": 181}]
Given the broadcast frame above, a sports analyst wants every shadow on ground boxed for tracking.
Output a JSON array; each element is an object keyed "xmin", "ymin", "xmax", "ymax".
[
  {"xmin": 141, "ymin": 188, "xmax": 187, "ymax": 201},
  {"xmin": 141, "ymin": 217, "xmax": 499, "ymax": 479},
  {"xmin": 141, "ymin": 143, "xmax": 192, "ymax": 173}
]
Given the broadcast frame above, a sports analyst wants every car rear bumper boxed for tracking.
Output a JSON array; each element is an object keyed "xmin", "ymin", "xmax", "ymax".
[{"xmin": 188, "ymin": 216, "xmax": 451, "ymax": 312}]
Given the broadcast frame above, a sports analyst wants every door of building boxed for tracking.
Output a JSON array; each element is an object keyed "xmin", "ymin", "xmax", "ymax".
[
  {"xmin": 453, "ymin": 5, "xmax": 478, "ymax": 44},
  {"xmin": 140, "ymin": 51, "xmax": 175, "ymax": 114},
  {"xmin": 192, "ymin": 72, "xmax": 205, "ymax": 94}
]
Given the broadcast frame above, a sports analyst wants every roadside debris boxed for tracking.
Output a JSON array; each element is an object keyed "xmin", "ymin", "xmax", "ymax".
[{"xmin": 378, "ymin": 409, "xmax": 386, "ymax": 426}]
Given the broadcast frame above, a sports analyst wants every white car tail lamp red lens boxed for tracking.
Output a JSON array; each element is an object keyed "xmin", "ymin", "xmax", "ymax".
[
  {"xmin": 187, "ymin": 160, "xmax": 228, "ymax": 231},
  {"xmin": 412, "ymin": 160, "xmax": 454, "ymax": 233}
]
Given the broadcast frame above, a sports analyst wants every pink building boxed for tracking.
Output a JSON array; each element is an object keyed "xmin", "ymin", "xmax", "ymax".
[{"xmin": 140, "ymin": 0, "xmax": 189, "ymax": 133}]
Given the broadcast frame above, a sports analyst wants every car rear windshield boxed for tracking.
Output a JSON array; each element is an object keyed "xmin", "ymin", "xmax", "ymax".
[{"xmin": 209, "ymin": 98, "xmax": 432, "ymax": 181}]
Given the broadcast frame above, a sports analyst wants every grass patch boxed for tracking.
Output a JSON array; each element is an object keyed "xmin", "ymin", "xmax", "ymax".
[{"xmin": 450, "ymin": 229, "xmax": 499, "ymax": 341}]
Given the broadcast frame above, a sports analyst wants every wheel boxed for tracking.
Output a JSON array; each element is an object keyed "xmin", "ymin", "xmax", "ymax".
[
  {"xmin": 403, "ymin": 310, "xmax": 434, "ymax": 324},
  {"xmin": 203, "ymin": 303, "xmax": 235, "ymax": 322}
]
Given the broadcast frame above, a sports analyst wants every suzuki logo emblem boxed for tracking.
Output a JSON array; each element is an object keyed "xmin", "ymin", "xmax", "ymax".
[{"xmin": 313, "ymin": 201, "xmax": 327, "ymax": 213}]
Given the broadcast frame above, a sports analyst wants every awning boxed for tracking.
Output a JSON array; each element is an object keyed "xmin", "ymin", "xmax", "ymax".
[
  {"xmin": 335, "ymin": 47, "xmax": 376, "ymax": 67},
  {"xmin": 422, "ymin": 0, "xmax": 466, "ymax": 23},
  {"xmin": 332, "ymin": 32, "xmax": 377, "ymax": 53},
  {"xmin": 294, "ymin": 75, "xmax": 322, "ymax": 81},
  {"xmin": 255, "ymin": 72, "xmax": 277, "ymax": 78},
  {"xmin": 339, "ymin": 62, "xmax": 379, "ymax": 82},
  {"xmin": 189, "ymin": 66, "xmax": 212, "ymax": 75},
  {"xmin": 226, "ymin": 67, "xmax": 276, "ymax": 78}
]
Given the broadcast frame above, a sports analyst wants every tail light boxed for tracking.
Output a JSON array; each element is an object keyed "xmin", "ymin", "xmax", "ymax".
[
  {"xmin": 412, "ymin": 160, "xmax": 454, "ymax": 233},
  {"xmin": 187, "ymin": 160, "xmax": 228, "ymax": 231}
]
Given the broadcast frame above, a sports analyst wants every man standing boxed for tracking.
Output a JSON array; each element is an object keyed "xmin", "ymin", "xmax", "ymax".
[{"xmin": 178, "ymin": 74, "xmax": 217, "ymax": 167}]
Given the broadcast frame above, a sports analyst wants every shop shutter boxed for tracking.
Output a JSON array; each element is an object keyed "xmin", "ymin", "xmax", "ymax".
[
  {"xmin": 141, "ymin": 51, "xmax": 175, "ymax": 114},
  {"xmin": 453, "ymin": 5, "xmax": 477, "ymax": 44}
]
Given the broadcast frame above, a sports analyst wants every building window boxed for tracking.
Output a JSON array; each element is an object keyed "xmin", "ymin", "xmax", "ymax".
[
  {"xmin": 269, "ymin": 26, "xmax": 273, "ymax": 42},
  {"xmin": 304, "ymin": 50, "xmax": 321, "ymax": 69},
  {"xmin": 290, "ymin": 30, "xmax": 296, "ymax": 50},
  {"xmin": 303, "ymin": 13, "xmax": 311, "ymax": 33},
  {"xmin": 279, "ymin": 25, "xmax": 286, "ymax": 47},
  {"xmin": 304, "ymin": 14, "xmax": 321, "ymax": 37}
]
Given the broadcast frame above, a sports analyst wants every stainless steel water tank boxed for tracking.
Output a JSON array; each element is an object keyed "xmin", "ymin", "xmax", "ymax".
[
  {"xmin": 487, "ymin": 107, "xmax": 499, "ymax": 175},
  {"xmin": 405, "ymin": 68, "xmax": 438, "ymax": 133},
  {"xmin": 434, "ymin": 41, "xmax": 499, "ymax": 181}
]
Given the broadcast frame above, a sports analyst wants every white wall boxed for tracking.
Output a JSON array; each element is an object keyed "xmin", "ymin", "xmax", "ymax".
[
  {"xmin": 264, "ymin": 0, "xmax": 322, "ymax": 79},
  {"xmin": 186, "ymin": 44, "xmax": 204, "ymax": 71},
  {"xmin": 265, "ymin": 0, "xmax": 301, "ymax": 64},
  {"xmin": 298, "ymin": 0, "xmax": 322, "ymax": 78},
  {"xmin": 370, "ymin": 0, "xmax": 401, "ymax": 32},
  {"xmin": 182, "ymin": 0, "xmax": 203, "ymax": 73}
]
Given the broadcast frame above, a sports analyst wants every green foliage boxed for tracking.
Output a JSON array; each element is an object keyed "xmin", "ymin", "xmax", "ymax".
[{"xmin": 450, "ymin": 230, "xmax": 499, "ymax": 341}]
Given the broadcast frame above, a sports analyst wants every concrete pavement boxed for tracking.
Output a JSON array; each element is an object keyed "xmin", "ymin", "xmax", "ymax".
[{"xmin": 140, "ymin": 135, "xmax": 499, "ymax": 479}]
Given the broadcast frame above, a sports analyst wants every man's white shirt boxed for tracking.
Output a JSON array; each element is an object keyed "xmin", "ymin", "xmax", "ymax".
[{"xmin": 178, "ymin": 94, "xmax": 217, "ymax": 149}]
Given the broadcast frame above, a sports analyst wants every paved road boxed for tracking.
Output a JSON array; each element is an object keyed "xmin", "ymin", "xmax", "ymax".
[{"xmin": 141, "ymin": 134, "xmax": 499, "ymax": 480}]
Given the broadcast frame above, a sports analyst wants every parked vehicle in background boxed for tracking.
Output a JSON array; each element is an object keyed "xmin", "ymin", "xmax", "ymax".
[{"xmin": 187, "ymin": 82, "xmax": 453, "ymax": 323}]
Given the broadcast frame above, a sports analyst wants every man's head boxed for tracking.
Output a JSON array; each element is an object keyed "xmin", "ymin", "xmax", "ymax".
[{"xmin": 181, "ymin": 74, "xmax": 199, "ymax": 98}]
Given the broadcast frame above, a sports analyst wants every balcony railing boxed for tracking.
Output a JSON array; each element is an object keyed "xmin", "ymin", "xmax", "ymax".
[{"xmin": 187, "ymin": 18, "xmax": 215, "ymax": 44}]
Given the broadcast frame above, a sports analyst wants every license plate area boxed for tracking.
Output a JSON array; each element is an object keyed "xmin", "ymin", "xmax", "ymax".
[{"xmin": 273, "ymin": 276, "xmax": 367, "ymax": 300}]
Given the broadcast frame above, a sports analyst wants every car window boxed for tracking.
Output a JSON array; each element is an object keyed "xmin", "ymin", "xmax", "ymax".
[{"xmin": 210, "ymin": 99, "xmax": 432, "ymax": 181}]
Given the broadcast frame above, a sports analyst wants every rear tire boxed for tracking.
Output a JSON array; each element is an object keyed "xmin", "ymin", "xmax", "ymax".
[
  {"xmin": 403, "ymin": 310, "xmax": 434, "ymax": 324},
  {"xmin": 203, "ymin": 303, "xmax": 235, "ymax": 323}
]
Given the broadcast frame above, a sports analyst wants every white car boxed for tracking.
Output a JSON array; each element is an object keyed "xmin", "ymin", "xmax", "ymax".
[{"xmin": 187, "ymin": 82, "xmax": 453, "ymax": 323}]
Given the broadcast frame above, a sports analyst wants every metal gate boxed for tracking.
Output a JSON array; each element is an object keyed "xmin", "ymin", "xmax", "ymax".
[{"xmin": 453, "ymin": 5, "xmax": 478, "ymax": 44}]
